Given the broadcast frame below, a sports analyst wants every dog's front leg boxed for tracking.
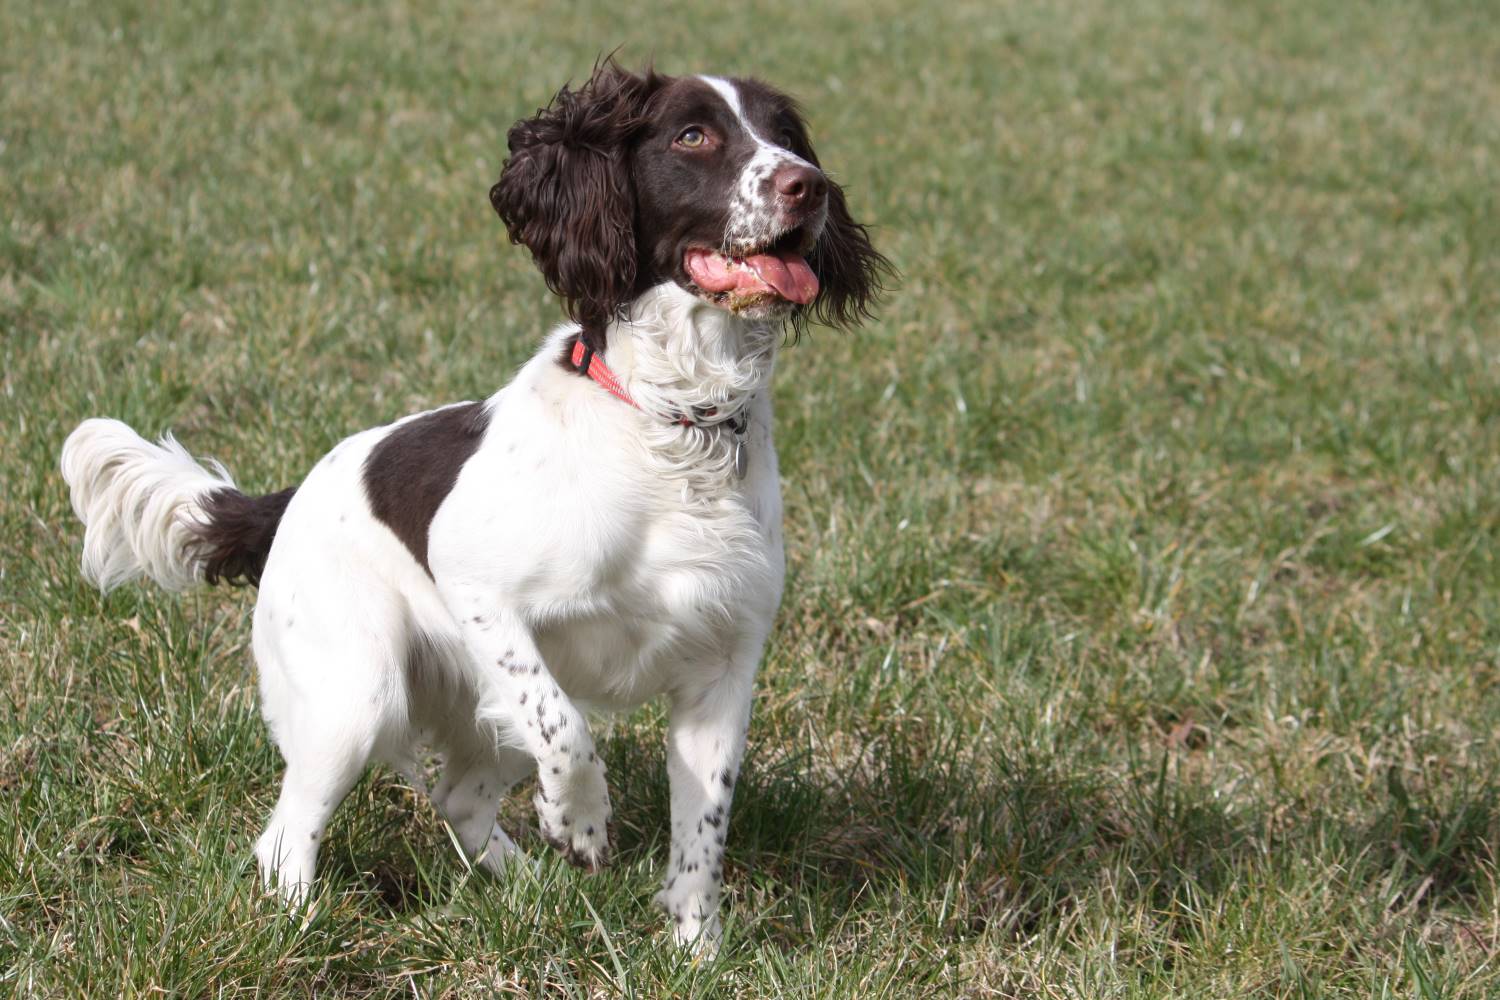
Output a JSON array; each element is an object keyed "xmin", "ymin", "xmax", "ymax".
[
  {"xmin": 658, "ymin": 664, "xmax": 756, "ymax": 952},
  {"xmin": 459, "ymin": 609, "xmax": 612, "ymax": 869}
]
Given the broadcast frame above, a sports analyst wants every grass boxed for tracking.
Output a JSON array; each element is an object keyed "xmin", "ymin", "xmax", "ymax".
[{"xmin": 3, "ymin": 0, "xmax": 1499, "ymax": 994}]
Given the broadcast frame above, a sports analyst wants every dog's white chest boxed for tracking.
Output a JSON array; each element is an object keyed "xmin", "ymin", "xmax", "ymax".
[
  {"xmin": 533, "ymin": 472, "xmax": 780, "ymax": 709},
  {"xmin": 427, "ymin": 374, "xmax": 784, "ymax": 710}
]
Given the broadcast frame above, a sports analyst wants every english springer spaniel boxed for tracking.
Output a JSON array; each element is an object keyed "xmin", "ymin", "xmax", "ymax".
[{"xmin": 60, "ymin": 62, "xmax": 886, "ymax": 951}]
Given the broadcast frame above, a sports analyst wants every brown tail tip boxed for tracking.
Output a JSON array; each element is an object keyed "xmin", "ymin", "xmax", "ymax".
[{"xmin": 187, "ymin": 487, "xmax": 297, "ymax": 587}]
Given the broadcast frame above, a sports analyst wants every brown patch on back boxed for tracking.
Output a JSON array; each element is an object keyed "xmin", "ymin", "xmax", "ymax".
[{"xmin": 362, "ymin": 402, "xmax": 490, "ymax": 576}]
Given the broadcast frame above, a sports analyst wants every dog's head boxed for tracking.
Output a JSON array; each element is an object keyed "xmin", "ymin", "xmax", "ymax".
[{"xmin": 490, "ymin": 61, "xmax": 889, "ymax": 348}]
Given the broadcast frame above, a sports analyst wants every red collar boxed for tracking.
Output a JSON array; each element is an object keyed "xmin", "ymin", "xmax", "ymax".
[{"xmin": 571, "ymin": 338, "xmax": 643, "ymax": 413}]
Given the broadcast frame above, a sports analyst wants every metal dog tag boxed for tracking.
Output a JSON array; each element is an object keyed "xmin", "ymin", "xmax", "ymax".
[{"xmin": 734, "ymin": 437, "xmax": 748, "ymax": 478}]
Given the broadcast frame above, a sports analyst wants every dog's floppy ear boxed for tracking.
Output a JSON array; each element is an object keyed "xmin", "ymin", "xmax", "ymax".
[
  {"xmin": 781, "ymin": 110, "xmax": 893, "ymax": 330},
  {"xmin": 806, "ymin": 181, "xmax": 892, "ymax": 329},
  {"xmin": 491, "ymin": 61, "xmax": 660, "ymax": 347}
]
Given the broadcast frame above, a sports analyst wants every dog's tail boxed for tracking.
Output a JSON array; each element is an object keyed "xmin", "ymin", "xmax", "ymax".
[{"xmin": 60, "ymin": 418, "xmax": 295, "ymax": 592}]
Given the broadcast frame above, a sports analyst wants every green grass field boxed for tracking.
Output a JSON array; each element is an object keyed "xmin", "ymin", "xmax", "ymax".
[{"xmin": 4, "ymin": 0, "xmax": 1500, "ymax": 995}]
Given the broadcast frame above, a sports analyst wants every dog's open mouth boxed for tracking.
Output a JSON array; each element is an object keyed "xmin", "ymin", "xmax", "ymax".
[{"xmin": 683, "ymin": 230, "xmax": 819, "ymax": 307}]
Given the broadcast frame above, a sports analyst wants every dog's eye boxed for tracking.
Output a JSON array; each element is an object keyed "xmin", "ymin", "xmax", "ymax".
[
  {"xmin": 779, "ymin": 129, "xmax": 795, "ymax": 148},
  {"xmin": 676, "ymin": 127, "xmax": 707, "ymax": 148}
]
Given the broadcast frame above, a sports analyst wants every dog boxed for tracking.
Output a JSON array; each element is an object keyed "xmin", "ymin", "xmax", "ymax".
[{"xmin": 60, "ymin": 61, "xmax": 886, "ymax": 950}]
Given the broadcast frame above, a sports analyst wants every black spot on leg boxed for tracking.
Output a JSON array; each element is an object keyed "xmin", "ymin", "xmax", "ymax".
[{"xmin": 720, "ymin": 769, "xmax": 734, "ymax": 789}]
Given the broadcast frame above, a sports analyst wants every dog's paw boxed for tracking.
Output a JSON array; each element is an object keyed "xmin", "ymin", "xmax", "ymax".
[
  {"xmin": 534, "ymin": 764, "xmax": 613, "ymax": 871},
  {"xmin": 475, "ymin": 824, "xmax": 533, "ymax": 876},
  {"xmin": 541, "ymin": 821, "xmax": 612, "ymax": 872},
  {"xmin": 656, "ymin": 888, "xmax": 722, "ymax": 956},
  {"xmin": 254, "ymin": 830, "xmax": 317, "ymax": 908}
]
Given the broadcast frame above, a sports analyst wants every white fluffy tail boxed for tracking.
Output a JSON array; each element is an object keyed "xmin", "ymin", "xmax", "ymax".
[{"xmin": 60, "ymin": 418, "xmax": 237, "ymax": 592}]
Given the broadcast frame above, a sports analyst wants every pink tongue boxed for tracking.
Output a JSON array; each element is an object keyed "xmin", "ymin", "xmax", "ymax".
[
  {"xmin": 745, "ymin": 251, "xmax": 819, "ymax": 304},
  {"xmin": 684, "ymin": 248, "xmax": 819, "ymax": 305}
]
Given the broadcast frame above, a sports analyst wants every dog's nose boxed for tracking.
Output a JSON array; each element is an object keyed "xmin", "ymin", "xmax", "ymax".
[{"xmin": 773, "ymin": 164, "xmax": 827, "ymax": 209}]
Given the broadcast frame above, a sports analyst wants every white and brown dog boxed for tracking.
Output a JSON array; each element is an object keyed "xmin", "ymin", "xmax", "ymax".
[{"xmin": 60, "ymin": 62, "xmax": 886, "ymax": 950}]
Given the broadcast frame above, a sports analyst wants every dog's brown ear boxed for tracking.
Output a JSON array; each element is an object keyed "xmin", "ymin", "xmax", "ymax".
[
  {"xmin": 491, "ymin": 61, "xmax": 663, "ymax": 349},
  {"xmin": 805, "ymin": 179, "xmax": 891, "ymax": 330}
]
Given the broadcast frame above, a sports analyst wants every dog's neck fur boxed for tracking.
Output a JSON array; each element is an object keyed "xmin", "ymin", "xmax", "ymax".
[
  {"xmin": 603, "ymin": 283, "xmax": 778, "ymax": 430},
  {"xmin": 574, "ymin": 283, "xmax": 778, "ymax": 496}
]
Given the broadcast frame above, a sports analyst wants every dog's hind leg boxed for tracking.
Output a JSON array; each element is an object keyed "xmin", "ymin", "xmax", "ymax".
[
  {"xmin": 431, "ymin": 735, "xmax": 533, "ymax": 873},
  {"xmin": 249, "ymin": 565, "xmax": 405, "ymax": 904},
  {"xmin": 253, "ymin": 728, "xmax": 372, "ymax": 903}
]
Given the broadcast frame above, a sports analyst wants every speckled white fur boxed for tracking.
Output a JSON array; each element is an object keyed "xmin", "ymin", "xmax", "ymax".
[{"xmin": 700, "ymin": 75, "xmax": 828, "ymax": 254}]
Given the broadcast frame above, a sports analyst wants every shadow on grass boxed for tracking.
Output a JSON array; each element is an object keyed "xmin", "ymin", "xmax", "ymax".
[
  {"xmin": 719, "ymin": 729, "xmax": 1500, "ymax": 947},
  {"xmin": 722, "ymin": 730, "xmax": 1256, "ymax": 943},
  {"xmin": 308, "ymin": 719, "xmax": 1500, "ymax": 951}
]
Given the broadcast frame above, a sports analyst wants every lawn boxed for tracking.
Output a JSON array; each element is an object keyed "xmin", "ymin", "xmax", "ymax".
[{"xmin": 3, "ymin": 0, "xmax": 1500, "ymax": 995}]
